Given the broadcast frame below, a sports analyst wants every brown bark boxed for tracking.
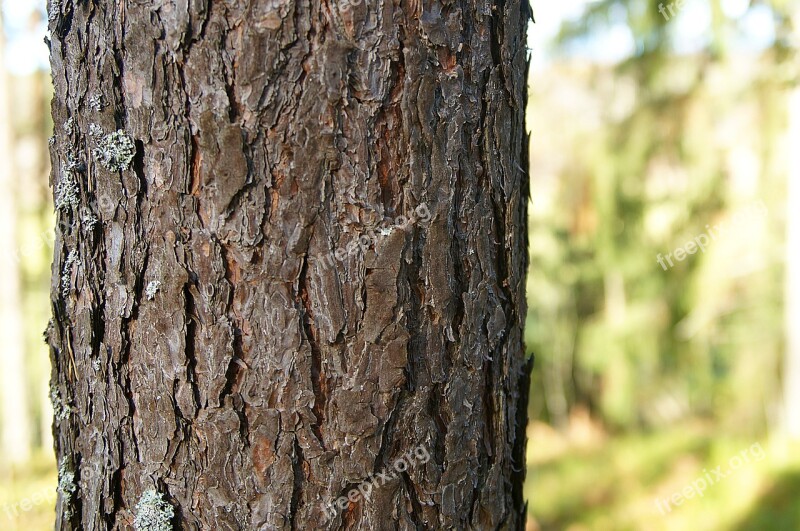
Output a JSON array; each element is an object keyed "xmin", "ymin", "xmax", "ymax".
[{"xmin": 46, "ymin": 0, "xmax": 531, "ymax": 529}]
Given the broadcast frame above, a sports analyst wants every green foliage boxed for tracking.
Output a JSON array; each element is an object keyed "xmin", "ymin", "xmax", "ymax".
[
  {"xmin": 526, "ymin": 422, "xmax": 800, "ymax": 530},
  {"xmin": 0, "ymin": 453, "xmax": 57, "ymax": 531},
  {"xmin": 527, "ymin": 2, "xmax": 793, "ymax": 431}
]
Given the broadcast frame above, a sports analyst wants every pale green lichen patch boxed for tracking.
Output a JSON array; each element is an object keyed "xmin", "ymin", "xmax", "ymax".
[
  {"xmin": 145, "ymin": 280, "xmax": 161, "ymax": 301},
  {"xmin": 57, "ymin": 457, "xmax": 77, "ymax": 517},
  {"xmin": 88, "ymin": 123, "xmax": 103, "ymax": 138},
  {"xmin": 134, "ymin": 489, "xmax": 174, "ymax": 531},
  {"xmin": 81, "ymin": 209, "xmax": 98, "ymax": 230},
  {"xmin": 55, "ymin": 171, "xmax": 79, "ymax": 211},
  {"xmin": 88, "ymin": 94, "xmax": 106, "ymax": 112},
  {"xmin": 50, "ymin": 384, "xmax": 73, "ymax": 421},
  {"xmin": 48, "ymin": 0, "xmax": 61, "ymax": 25},
  {"xmin": 93, "ymin": 130, "xmax": 136, "ymax": 172},
  {"xmin": 61, "ymin": 249, "xmax": 78, "ymax": 298}
]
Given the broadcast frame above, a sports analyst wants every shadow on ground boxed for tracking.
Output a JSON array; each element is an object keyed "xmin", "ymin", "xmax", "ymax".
[{"xmin": 734, "ymin": 469, "xmax": 800, "ymax": 531}]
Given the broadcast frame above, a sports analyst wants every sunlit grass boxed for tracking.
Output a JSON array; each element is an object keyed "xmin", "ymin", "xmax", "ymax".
[
  {"xmin": 0, "ymin": 451, "xmax": 56, "ymax": 531},
  {"xmin": 525, "ymin": 421, "xmax": 800, "ymax": 531}
]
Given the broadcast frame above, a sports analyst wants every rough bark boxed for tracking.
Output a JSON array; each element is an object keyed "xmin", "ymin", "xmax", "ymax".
[{"xmin": 46, "ymin": 0, "xmax": 531, "ymax": 529}]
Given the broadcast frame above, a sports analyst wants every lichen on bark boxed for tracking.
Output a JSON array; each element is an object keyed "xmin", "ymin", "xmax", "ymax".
[{"xmin": 47, "ymin": 0, "xmax": 532, "ymax": 529}]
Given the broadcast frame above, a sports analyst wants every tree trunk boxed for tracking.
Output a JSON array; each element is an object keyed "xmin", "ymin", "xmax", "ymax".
[
  {"xmin": 46, "ymin": 0, "xmax": 531, "ymax": 529},
  {"xmin": 784, "ymin": 18, "xmax": 800, "ymax": 439}
]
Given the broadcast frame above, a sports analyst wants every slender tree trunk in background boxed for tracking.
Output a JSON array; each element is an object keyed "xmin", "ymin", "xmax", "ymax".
[
  {"xmin": 784, "ymin": 73, "xmax": 800, "ymax": 439},
  {"xmin": 46, "ymin": 0, "xmax": 531, "ymax": 528},
  {"xmin": 35, "ymin": 67, "xmax": 57, "ymax": 454},
  {"xmin": 0, "ymin": 9, "xmax": 32, "ymax": 466},
  {"xmin": 783, "ymin": 7, "xmax": 800, "ymax": 440},
  {"xmin": 15, "ymin": 66, "xmax": 56, "ymax": 454}
]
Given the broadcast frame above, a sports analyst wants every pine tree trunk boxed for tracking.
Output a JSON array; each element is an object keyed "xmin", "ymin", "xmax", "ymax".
[{"xmin": 46, "ymin": 0, "xmax": 531, "ymax": 529}]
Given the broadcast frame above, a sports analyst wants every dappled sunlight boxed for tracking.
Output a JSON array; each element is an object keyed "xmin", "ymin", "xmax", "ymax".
[
  {"xmin": 0, "ymin": 452, "xmax": 56, "ymax": 531},
  {"xmin": 526, "ymin": 427, "xmax": 800, "ymax": 531},
  {"xmin": 524, "ymin": 0, "xmax": 799, "ymax": 527}
]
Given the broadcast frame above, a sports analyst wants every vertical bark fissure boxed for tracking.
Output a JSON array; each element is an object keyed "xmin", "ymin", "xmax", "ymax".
[
  {"xmin": 298, "ymin": 251, "xmax": 328, "ymax": 447},
  {"xmin": 48, "ymin": 0, "xmax": 530, "ymax": 528},
  {"xmin": 401, "ymin": 470, "xmax": 426, "ymax": 527},
  {"xmin": 217, "ymin": 238, "xmax": 247, "ymax": 407},
  {"xmin": 182, "ymin": 282, "xmax": 201, "ymax": 412},
  {"xmin": 289, "ymin": 435, "xmax": 306, "ymax": 531}
]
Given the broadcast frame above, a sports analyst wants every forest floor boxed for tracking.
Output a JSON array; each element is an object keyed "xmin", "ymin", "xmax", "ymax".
[
  {"xmin": 525, "ymin": 416, "xmax": 800, "ymax": 531},
  {"xmin": 0, "ymin": 450, "xmax": 56, "ymax": 531},
  {"xmin": 3, "ymin": 421, "xmax": 800, "ymax": 530}
]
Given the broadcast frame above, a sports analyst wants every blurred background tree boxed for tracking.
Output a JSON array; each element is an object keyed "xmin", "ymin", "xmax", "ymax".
[
  {"xmin": 525, "ymin": 1, "xmax": 800, "ymax": 529},
  {"xmin": 528, "ymin": 0, "xmax": 795, "ymax": 432},
  {"xmin": 0, "ymin": 6, "xmax": 32, "ymax": 467},
  {"xmin": 0, "ymin": 2, "xmax": 56, "ymax": 528}
]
